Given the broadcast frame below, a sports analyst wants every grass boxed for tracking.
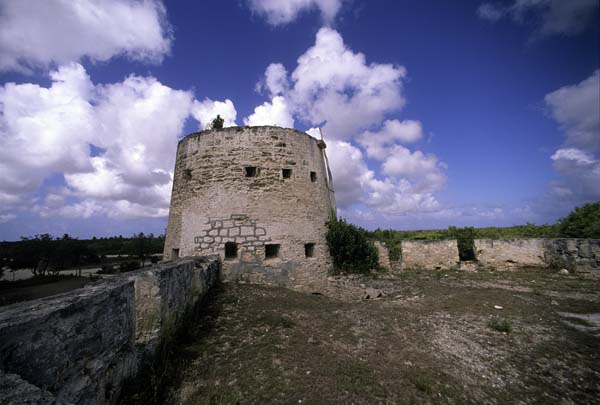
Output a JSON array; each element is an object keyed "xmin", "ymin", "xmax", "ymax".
[{"xmin": 487, "ymin": 317, "xmax": 512, "ymax": 334}]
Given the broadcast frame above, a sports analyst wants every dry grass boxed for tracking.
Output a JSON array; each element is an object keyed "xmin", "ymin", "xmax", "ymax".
[{"xmin": 131, "ymin": 269, "xmax": 600, "ymax": 404}]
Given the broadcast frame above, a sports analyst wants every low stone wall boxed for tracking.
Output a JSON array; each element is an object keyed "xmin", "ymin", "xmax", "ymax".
[
  {"xmin": 474, "ymin": 238, "xmax": 600, "ymax": 273},
  {"xmin": 474, "ymin": 239, "xmax": 546, "ymax": 269},
  {"xmin": 543, "ymin": 239, "xmax": 600, "ymax": 274},
  {"xmin": 0, "ymin": 256, "xmax": 220, "ymax": 404},
  {"xmin": 401, "ymin": 240, "xmax": 459, "ymax": 270}
]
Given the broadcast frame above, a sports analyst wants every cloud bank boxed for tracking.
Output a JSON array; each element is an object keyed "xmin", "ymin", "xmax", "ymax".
[
  {"xmin": 0, "ymin": 0, "xmax": 171, "ymax": 72},
  {"xmin": 0, "ymin": 63, "xmax": 235, "ymax": 221},
  {"xmin": 545, "ymin": 70, "xmax": 600, "ymax": 204}
]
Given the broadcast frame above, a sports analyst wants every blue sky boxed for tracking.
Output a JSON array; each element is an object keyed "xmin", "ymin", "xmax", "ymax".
[{"xmin": 0, "ymin": 0, "xmax": 598, "ymax": 240}]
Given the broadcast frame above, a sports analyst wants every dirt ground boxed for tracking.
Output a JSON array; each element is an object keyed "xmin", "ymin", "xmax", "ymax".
[{"xmin": 152, "ymin": 269, "xmax": 599, "ymax": 404}]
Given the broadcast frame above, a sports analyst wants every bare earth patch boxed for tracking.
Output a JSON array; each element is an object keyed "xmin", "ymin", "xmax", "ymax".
[{"xmin": 139, "ymin": 269, "xmax": 600, "ymax": 404}]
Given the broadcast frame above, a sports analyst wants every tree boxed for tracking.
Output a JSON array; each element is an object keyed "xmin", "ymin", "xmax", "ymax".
[
  {"xmin": 134, "ymin": 232, "xmax": 147, "ymax": 267},
  {"xmin": 211, "ymin": 114, "xmax": 224, "ymax": 129},
  {"xmin": 558, "ymin": 202, "xmax": 600, "ymax": 238},
  {"xmin": 326, "ymin": 217, "xmax": 379, "ymax": 274}
]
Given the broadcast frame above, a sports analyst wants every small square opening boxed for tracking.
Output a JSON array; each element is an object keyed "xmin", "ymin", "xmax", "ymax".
[
  {"xmin": 225, "ymin": 242, "xmax": 238, "ymax": 260},
  {"xmin": 265, "ymin": 244, "xmax": 280, "ymax": 260},
  {"xmin": 282, "ymin": 168, "xmax": 292, "ymax": 179},
  {"xmin": 171, "ymin": 248, "xmax": 179, "ymax": 260},
  {"xmin": 304, "ymin": 243, "xmax": 315, "ymax": 258},
  {"xmin": 310, "ymin": 171, "xmax": 317, "ymax": 182},
  {"xmin": 245, "ymin": 166, "xmax": 258, "ymax": 177}
]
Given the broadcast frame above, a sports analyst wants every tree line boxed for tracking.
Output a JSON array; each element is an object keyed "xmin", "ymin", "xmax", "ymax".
[{"xmin": 0, "ymin": 233, "xmax": 165, "ymax": 276}]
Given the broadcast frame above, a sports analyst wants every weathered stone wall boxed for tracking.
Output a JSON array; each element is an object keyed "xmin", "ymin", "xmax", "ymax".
[
  {"xmin": 543, "ymin": 239, "xmax": 600, "ymax": 274},
  {"xmin": 475, "ymin": 238, "xmax": 600, "ymax": 273},
  {"xmin": 401, "ymin": 240, "xmax": 459, "ymax": 270},
  {"xmin": 0, "ymin": 257, "xmax": 219, "ymax": 404},
  {"xmin": 474, "ymin": 239, "xmax": 546, "ymax": 269},
  {"xmin": 374, "ymin": 241, "xmax": 391, "ymax": 271},
  {"xmin": 164, "ymin": 126, "xmax": 336, "ymax": 290}
]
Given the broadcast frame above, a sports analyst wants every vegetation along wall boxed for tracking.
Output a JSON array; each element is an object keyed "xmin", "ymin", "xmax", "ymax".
[{"xmin": 0, "ymin": 257, "xmax": 220, "ymax": 404}]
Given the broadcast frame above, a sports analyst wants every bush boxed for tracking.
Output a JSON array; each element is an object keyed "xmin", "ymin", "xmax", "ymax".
[
  {"xmin": 326, "ymin": 217, "xmax": 379, "ymax": 274},
  {"xmin": 119, "ymin": 260, "xmax": 141, "ymax": 273},
  {"xmin": 487, "ymin": 317, "xmax": 512, "ymax": 334},
  {"xmin": 447, "ymin": 226, "xmax": 476, "ymax": 261},
  {"xmin": 210, "ymin": 114, "xmax": 224, "ymax": 130},
  {"xmin": 558, "ymin": 202, "xmax": 600, "ymax": 239}
]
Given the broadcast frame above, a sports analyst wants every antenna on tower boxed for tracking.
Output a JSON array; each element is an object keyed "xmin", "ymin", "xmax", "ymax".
[{"xmin": 318, "ymin": 127, "xmax": 324, "ymax": 140}]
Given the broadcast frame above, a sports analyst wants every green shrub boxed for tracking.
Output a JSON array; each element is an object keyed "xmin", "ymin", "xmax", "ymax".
[
  {"xmin": 210, "ymin": 114, "xmax": 224, "ymax": 130},
  {"xmin": 487, "ymin": 317, "xmax": 512, "ymax": 334},
  {"xmin": 326, "ymin": 217, "xmax": 379, "ymax": 274},
  {"xmin": 447, "ymin": 226, "xmax": 476, "ymax": 261},
  {"xmin": 558, "ymin": 202, "xmax": 600, "ymax": 239},
  {"xmin": 119, "ymin": 260, "xmax": 141, "ymax": 273}
]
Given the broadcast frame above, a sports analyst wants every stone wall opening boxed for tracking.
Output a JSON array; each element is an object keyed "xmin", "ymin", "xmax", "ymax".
[
  {"xmin": 244, "ymin": 166, "xmax": 258, "ymax": 177},
  {"xmin": 310, "ymin": 171, "xmax": 317, "ymax": 182},
  {"xmin": 282, "ymin": 168, "xmax": 292, "ymax": 179},
  {"xmin": 225, "ymin": 242, "xmax": 238, "ymax": 260},
  {"xmin": 265, "ymin": 244, "xmax": 280, "ymax": 260},
  {"xmin": 304, "ymin": 243, "xmax": 315, "ymax": 258},
  {"xmin": 171, "ymin": 248, "xmax": 179, "ymax": 259}
]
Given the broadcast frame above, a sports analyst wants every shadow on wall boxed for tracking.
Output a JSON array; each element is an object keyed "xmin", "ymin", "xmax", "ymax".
[{"xmin": 0, "ymin": 256, "xmax": 220, "ymax": 404}]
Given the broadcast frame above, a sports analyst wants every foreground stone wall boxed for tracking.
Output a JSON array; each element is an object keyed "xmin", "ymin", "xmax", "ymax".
[
  {"xmin": 401, "ymin": 240, "xmax": 459, "ymax": 270},
  {"xmin": 0, "ymin": 257, "xmax": 219, "ymax": 404},
  {"xmin": 164, "ymin": 126, "xmax": 336, "ymax": 290}
]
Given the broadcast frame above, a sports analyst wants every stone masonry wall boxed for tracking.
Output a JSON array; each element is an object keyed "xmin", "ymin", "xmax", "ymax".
[
  {"xmin": 474, "ymin": 239, "xmax": 546, "ymax": 269},
  {"xmin": 543, "ymin": 239, "xmax": 600, "ymax": 275},
  {"xmin": 164, "ymin": 126, "xmax": 336, "ymax": 290},
  {"xmin": 401, "ymin": 240, "xmax": 459, "ymax": 270},
  {"xmin": 475, "ymin": 238, "xmax": 600, "ymax": 273},
  {"xmin": 0, "ymin": 257, "xmax": 219, "ymax": 404}
]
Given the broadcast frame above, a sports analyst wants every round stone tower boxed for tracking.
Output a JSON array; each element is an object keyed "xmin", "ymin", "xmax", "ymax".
[{"xmin": 163, "ymin": 126, "xmax": 336, "ymax": 288}]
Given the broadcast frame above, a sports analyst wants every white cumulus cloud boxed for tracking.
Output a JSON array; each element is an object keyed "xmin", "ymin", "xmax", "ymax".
[
  {"xmin": 246, "ymin": 0, "xmax": 344, "ymax": 25},
  {"xmin": 0, "ymin": 63, "xmax": 221, "ymax": 220},
  {"xmin": 545, "ymin": 70, "xmax": 600, "ymax": 152},
  {"xmin": 191, "ymin": 98, "xmax": 238, "ymax": 130},
  {"xmin": 0, "ymin": 0, "xmax": 171, "ymax": 73},
  {"xmin": 244, "ymin": 96, "xmax": 294, "ymax": 128},
  {"xmin": 358, "ymin": 119, "xmax": 424, "ymax": 160},
  {"xmin": 545, "ymin": 70, "xmax": 600, "ymax": 204}
]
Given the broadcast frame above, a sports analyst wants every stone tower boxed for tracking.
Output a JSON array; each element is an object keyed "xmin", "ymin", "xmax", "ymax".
[{"xmin": 163, "ymin": 126, "xmax": 336, "ymax": 288}]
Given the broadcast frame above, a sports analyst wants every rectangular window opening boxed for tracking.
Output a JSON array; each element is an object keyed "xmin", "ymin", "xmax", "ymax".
[
  {"xmin": 265, "ymin": 244, "xmax": 280, "ymax": 260},
  {"xmin": 225, "ymin": 242, "xmax": 238, "ymax": 260},
  {"xmin": 310, "ymin": 171, "xmax": 317, "ymax": 182},
  {"xmin": 245, "ymin": 166, "xmax": 258, "ymax": 177},
  {"xmin": 282, "ymin": 168, "xmax": 292, "ymax": 179},
  {"xmin": 171, "ymin": 248, "xmax": 179, "ymax": 260},
  {"xmin": 304, "ymin": 243, "xmax": 315, "ymax": 258}
]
